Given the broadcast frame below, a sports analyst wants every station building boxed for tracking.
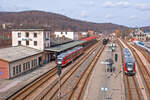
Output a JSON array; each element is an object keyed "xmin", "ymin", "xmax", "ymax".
[
  {"xmin": 0, "ymin": 46, "xmax": 43, "ymax": 79},
  {"xmin": 0, "ymin": 28, "xmax": 51, "ymax": 79}
]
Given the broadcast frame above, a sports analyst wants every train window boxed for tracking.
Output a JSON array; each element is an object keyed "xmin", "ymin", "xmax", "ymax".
[
  {"xmin": 127, "ymin": 63, "xmax": 134, "ymax": 68},
  {"xmin": 57, "ymin": 58, "xmax": 63, "ymax": 64}
]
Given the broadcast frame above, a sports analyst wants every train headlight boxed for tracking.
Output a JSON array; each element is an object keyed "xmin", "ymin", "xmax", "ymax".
[
  {"xmin": 127, "ymin": 68, "xmax": 132, "ymax": 71},
  {"xmin": 58, "ymin": 61, "xmax": 62, "ymax": 64}
]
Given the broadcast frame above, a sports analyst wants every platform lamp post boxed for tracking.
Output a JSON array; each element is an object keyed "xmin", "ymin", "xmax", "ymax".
[{"xmin": 57, "ymin": 64, "xmax": 62, "ymax": 99}]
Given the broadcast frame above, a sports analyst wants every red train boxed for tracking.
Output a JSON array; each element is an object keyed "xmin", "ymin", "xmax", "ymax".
[
  {"xmin": 56, "ymin": 36, "xmax": 97, "ymax": 67},
  {"xmin": 123, "ymin": 48, "xmax": 136, "ymax": 75},
  {"xmin": 56, "ymin": 46, "xmax": 83, "ymax": 67}
]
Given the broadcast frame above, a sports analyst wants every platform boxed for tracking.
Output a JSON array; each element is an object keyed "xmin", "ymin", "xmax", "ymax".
[{"xmin": 83, "ymin": 42, "xmax": 125, "ymax": 100}]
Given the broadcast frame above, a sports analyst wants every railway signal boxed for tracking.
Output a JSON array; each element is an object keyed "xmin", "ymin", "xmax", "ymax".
[
  {"xmin": 57, "ymin": 65, "xmax": 61, "ymax": 76},
  {"xmin": 57, "ymin": 65, "xmax": 62, "ymax": 99}
]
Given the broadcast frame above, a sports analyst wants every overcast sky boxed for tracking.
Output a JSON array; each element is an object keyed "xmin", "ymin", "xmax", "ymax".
[{"xmin": 1, "ymin": 0, "xmax": 150, "ymax": 27}]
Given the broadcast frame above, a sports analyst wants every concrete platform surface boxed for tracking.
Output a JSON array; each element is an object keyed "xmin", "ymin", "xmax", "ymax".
[{"xmin": 83, "ymin": 43, "xmax": 125, "ymax": 100}]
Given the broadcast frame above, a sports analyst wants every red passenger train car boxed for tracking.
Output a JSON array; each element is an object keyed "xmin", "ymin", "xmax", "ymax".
[
  {"xmin": 123, "ymin": 48, "xmax": 136, "ymax": 75},
  {"xmin": 56, "ymin": 46, "xmax": 83, "ymax": 67}
]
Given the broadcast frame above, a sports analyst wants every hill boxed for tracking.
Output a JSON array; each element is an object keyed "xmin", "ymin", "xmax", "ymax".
[{"xmin": 0, "ymin": 10, "xmax": 129, "ymax": 33}]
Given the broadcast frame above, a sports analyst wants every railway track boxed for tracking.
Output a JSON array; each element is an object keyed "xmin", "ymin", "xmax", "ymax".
[
  {"xmin": 39, "ymin": 42, "xmax": 104, "ymax": 100},
  {"xmin": 8, "ymin": 41, "xmax": 101, "ymax": 100},
  {"xmin": 126, "ymin": 43, "xmax": 150, "ymax": 99},
  {"xmin": 125, "ymin": 76, "xmax": 142, "ymax": 100},
  {"xmin": 67, "ymin": 45, "xmax": 105, "ymax": 100},
  {"xmin": 118, "ymin": 39, "xmax": 143, "ymax": 100},
  {"xmin": 8, "ymin": 66, "xmax": 57, "ymax": 100},
  {"xmin": 131, "ymin": 44, "xmax": 150, "ymax": 67}
]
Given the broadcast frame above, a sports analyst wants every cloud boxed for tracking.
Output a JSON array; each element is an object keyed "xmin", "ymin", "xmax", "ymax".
[
  {"xmin": 103, "ymin": 1, "xmax": 130, "ymax": 8},
  {"xmin": 105, "ymin": 14, "xmax": 114, "ymax": 19},
  {"xmin": 0, "ymin": 5, "xmax": 30, "ymax": 11},
  {"xmin": 129, "ymin": 15, "xmax": 137, "ymax": 20},
  {"xmin": 80, "ymin": 10, "xmax": 88, "ymax": 18},
  {"xmin": 88, "ymin": 1, "xmax": 94, "ymax": 6},
  {"xmin": 135, "ymin": 3, "xmax": 150, "ymax": 11}
]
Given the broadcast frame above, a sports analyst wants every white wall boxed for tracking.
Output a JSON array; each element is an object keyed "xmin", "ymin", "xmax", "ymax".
[
  {"xmin": 44, "ymin": 31, "xmax": 51, "ymax": 48},
  {"xmin": 12, "ymin": 30, "xmax": 51, "ymax": 50},
  {"xmin": 55, "ymin": 31, "xmax": 75, "ymax": 40}
]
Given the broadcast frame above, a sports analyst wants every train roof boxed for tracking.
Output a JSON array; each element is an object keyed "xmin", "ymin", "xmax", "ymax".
[
  {"xmin": 125, "ymin": 57, "xmax": 135, "ymax": 63},
  {"xmin": 123, "ymin": 48, "xmax": 135, "ymax": 63},
  {"xmin": 81, "ymin": 36, "xmax": 97, "ymax": 42},
  {"xmin": 57, "ymin": 46, "xmax": 83, "ymax": 58}
]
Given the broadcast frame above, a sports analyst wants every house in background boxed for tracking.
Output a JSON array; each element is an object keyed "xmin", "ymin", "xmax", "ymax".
[
  {"xmin": 54, "ymin": 31, "xmax": 79, "ymax": 40},
  {"xmin": 130, "ymin": 28, "xmax": 146, "ymax": 41},
  {"xmin": 144, "ymin": 30, "xmax": 150, "ymax": 40}
]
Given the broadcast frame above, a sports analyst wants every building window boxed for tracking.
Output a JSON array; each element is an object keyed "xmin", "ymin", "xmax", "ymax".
[
  {"xmin": 13, "ymin": 67, "xmax": 16, "ymax": 75},
  {"xmin": 34, "ymin": 33, "xmax": 37, "ymax": 37},
  {"xmin": 26, "ymin": 62, "xmax": 28, "ymax": 70},
  {"xmin": 23, "ymin": 63, "xmax": 25, "ymax": 71},
  {"xmin": 26, "ymin": 32, "xmax": 29, "ymax": 37},
  {"xmin": 26, "ymin": 40, "xmax": 29, "ymax": 45},
  {"xmin": 18, "ymin": 33, "xmax": 21, "ymax": 38},
  {"xmin": 16, "ymin": 66, "xmax": 19, "ymax": 74},
  {"xmin": 34, "ymin": 41, "xmax": 37, "ymax": 46},
  {"xmin": 32, "ymin": 60, "xmax": 34, "ymax": 67},
  {"xmin": 19, "ymin": 65, "xmax": 21, "ymax": 73},
  {"xmin": 28, "ymin": 62, "xmax": 30, "ymax": 69},
  {"xmin": 34, "ymin": 59, "xmax": 37, "ymax": 67},
  {"xmin": 18, "ymin": 41, "xmax": 21, "ymax": 45}
]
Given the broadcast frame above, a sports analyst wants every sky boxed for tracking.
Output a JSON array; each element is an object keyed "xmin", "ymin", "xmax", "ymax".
[{"xmin": 0, "ymin": 0, "xmax": 150, "ymax": 27}]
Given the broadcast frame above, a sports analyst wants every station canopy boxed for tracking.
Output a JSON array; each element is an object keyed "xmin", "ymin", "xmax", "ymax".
[{"xmin": 45, "ymin": 40, "xmax": 85, "ymax": 53}]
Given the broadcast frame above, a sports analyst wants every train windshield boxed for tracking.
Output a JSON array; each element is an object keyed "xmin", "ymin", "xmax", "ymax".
[
  {"xmin": 57, "ymin": 58, "xmax": 63, "ymax": 64},
  {"xmin": 127, "ymin": 62, "xmax": 134, "ymax": 68}
]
